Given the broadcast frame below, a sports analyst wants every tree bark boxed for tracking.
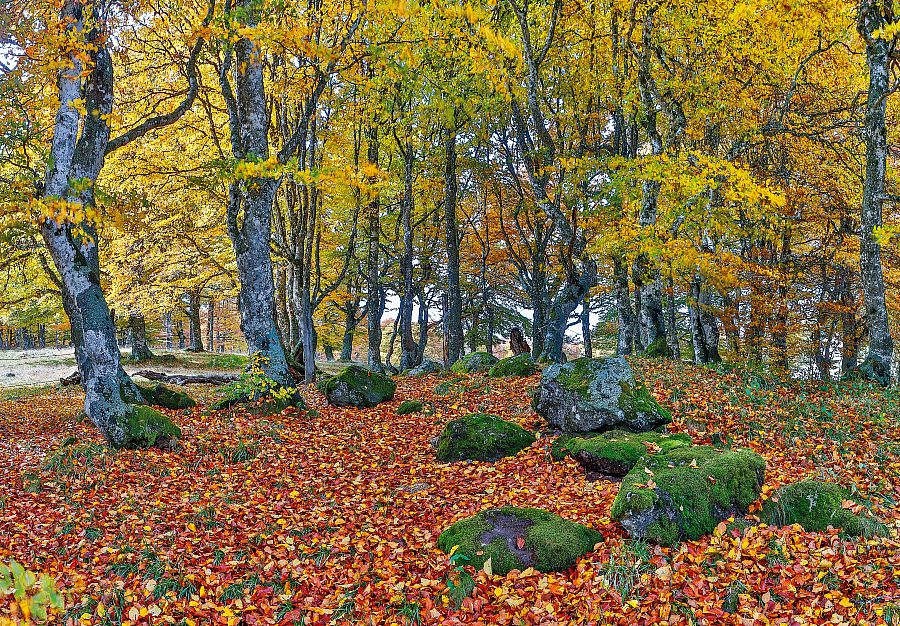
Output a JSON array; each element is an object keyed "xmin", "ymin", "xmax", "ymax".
[
  {"xmin": 187, "ymin": 292, "xmax": 204, "ymax": 352},
  {"xmin": 365, "ymin": 124, "xmax": 383, "ymax": 372},
  {"xmin": 581, "ymin": 295, "xmax": 592, "ymax": 358},
  {"xmin": 857, "ymin": 1, "xmax": 895, "ymax": 384},
  {"xmin": 613, "ymin": 256, "xmax": 635, "ymax": 356},
  {"xmin": 129, "ymin": 312, "xmax": 154, "ymax": 362},
  {"xmin": 221, "ymin": 0, "xmax": 292, "ymax": 385},
  {"xmin": 443, "ymin": 126, "xmax": 464, "ymax": 365},
  {"xmin": 399, "ymin": 143, "xmax": 420, "ymax": 370}
]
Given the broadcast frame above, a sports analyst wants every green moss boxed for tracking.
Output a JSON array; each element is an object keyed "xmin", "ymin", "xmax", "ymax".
[
  {"xmin": 435, "ymin": 413, "xmax": 535, "ymax": 462},
  {"xmin": 121, "ymin": 405, "xmax": 181, "ymax": 449},
  {"xmin": 761, "ymin": 480, "xmax": 888, "ymax": 538},
  {"xmin": 566, "ymin": 430, "xmax": 691, "ymax": 475},
  {"xmin": 137, "ymin": 383, "xmax": 196, "ymax": 410},
  {"xmin": 318, "ymin": 365, "xmax": 396, "ymax": 407},
  {"xmin": 643, "ymin": 336, "xmax": 672, "ymax": 358},
  {"xmin": 436, "ymin": 507, "xmax": 603, "ymax": 575},
  {"xmin": 488, "ymin": 354, "xmax": 537, "ymax": 378},
  {"xmin": 618, "ymin": 381, "xmax": 671, "ymax": 425},
  {"xmin": 450, "ymin": 352, "xmax": 499, "ymax": 374},
  {"xmin": 396, "ymin": 400, "xmax": 424, "ymax": 415},
  {"xmin": 611, "ymin": 445, "xmax": 765, "ymax": 545}
]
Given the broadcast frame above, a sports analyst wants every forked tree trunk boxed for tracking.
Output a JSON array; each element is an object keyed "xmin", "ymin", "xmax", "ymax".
[
  {"xmin": 399, "ymin": 144, "xmax": 420, "ymax": 370},
  {"xmin": 365, "ymin": 123, "xmax": 383, "ymax": 372}
]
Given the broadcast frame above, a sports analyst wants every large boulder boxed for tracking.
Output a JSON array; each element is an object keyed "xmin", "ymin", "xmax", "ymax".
[
  {"xmin": 435, "ymin": 413, "xmax": 535, "ymax": 462},
  {"xmin": 137, "ymin": 383, "xmax": 196, "ymax": 410},
  {"xmin": 450, "ymin": 351, "xmax": 499, "ymax": 374},
  {"xmin": 565, "ymin": 430, "xmax": 693, "ymax": 478},
  {"xmin": 318, "ymin": 365, "xmax": 396, "ymax": 407},
  {"xmin": 611, "ymin": 445, "xmax": 765, "ymax": 545},
  {"xmin": 761, "ymin": 480, "xmax": 888, "ymax": 537},
  {"xmin": 533, "ymin": 357, "xmax": 670, "ymax": 434},
  {"xmin": 488, "ymin": 354, "xmax": 537, "ymax": 378},
  {"xmin": 406, "ymin": 358, "xmax": 444, "ymax": 376},
  {"xmin": 437, "ymin": 507, "xmax": 602, "ymax": 575}
]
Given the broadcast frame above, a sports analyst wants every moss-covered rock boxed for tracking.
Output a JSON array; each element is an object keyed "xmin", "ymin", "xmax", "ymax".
[
  {"xmin": 406, "ymin": 359, "xmax": 444, "ymax": 376},
  {"xmin": 121, "ymin": 405, "xmax": 181, "ymax": 449},
  {"xmin": 761, "ymin": 480, "xmax": 888, "ymax": 538},
  {"xmin": 137, "ymin": 383, "xmax": 196, "ymax": 410},
  {"xmin": 435, "ymin": 413, "xmax": 535, "ymax": 462},
  {"xmin": 450, "ymin": 351, "xmax": 499, "ymax": 374},
  {"xmin": 396, "ymin": 399, "xmax": 424, "ymax": 415},
  {"xmin": 488, "ymin": 354, "xmax": 537, "ymax": 378},
  {"xmin": 566, "ymin": 430, "xmax": 693, "ymax": 478},
  {"xmin": 533, "ymin": 356, "xmax": 671, "ymax": 434},
  {"xmin": 318, "ymin": 365, "xmax": 396, "ymax": 407},
  {"xmin": 611, "ymin": 445, "xmax": 765, "ymax": 545},
  {"xmin": 437, "ymin": 507, "xmax": 602, "ymax": 575},
  {"xmin": 643, "ymin": 336, "xmax": 673, "ymax": 358}
]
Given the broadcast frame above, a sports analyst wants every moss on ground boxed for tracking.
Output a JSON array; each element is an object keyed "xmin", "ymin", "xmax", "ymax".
[
  {"xmin": 611, "ymin": 445, "xmax": 765, "ymax": 545},
  {"xmin": 450, "ymin": 352, "xmax": 499, "ymax": 374},
  {"xmin": 566, "ymin": 430, "xmax": 692, "ymax": 476},
  {"xmin": 396, "ymin": 399, "xmax": 424, "ymax": 415},
  {"xmin": 137, "ymin": 383, "xmax": 196, "ymax": 410},
  {"xmin": 121, "ymin": 405, "xmax": 181, "ymax": 449},
  {"xmin": 761, "ymin": 479, "xmax": 888, "ymax": 538},
  {"xmin": 435, "ymin": 413, "xmax": 535, "ymax": 462},
  {"xmin": 488, "ymin": 354, "xmax": 537, "ymax": 378},
  {"xmin": 437, "ymin": 507, "xmax": 603, "ymax": 575}
]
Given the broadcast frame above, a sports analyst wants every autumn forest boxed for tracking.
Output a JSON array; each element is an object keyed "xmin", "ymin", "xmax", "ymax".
[{"xmin": 2, "ymin": 0, "xmax": 900, "ymax": 623}]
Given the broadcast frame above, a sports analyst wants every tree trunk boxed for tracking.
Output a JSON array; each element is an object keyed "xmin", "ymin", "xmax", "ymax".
[
  {"xmin": 187, "ymin": 292, "xmax": 204, "ymax": 352},
  {"xmin": 208, "ymin": 299, "xmax": 215, "ymax": 352},
  {"xmin": 223, "ymin": 10, "xmax": 292, "ymax": 386},
  {"xmin": 399, "ymin": 144, "xmax": 419, "ymax": 370},
  {"xmin": 365, "ymin": 124, "xmax": 383, "ymax": 372},
  {"xmin": 857, "ymin": 2, "xmax": 895, "ymax": 384},
  {"xmin": 129, "ymin": 312, "xmax": 154, "ymax": 362},
  {"xmin": 38, "ymin": 1, "xmax": 151, "ymax": 447},
  {"xmin": 613, "ymin": 256, "xmax": 635, "ymax": 355},
  {"xmin": 665, "ymin": 276, "xmax": 680, "ymax": 359},
  {"xmin": 443, "ymin": 127, "xmax": 464, "ymax": 365},
  {"xmin": 581, "ymin": 295, "xmax": 592, "ymax": 358}
]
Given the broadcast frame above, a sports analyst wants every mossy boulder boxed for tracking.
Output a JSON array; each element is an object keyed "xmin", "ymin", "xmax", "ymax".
[
  {"xmin": 611, "ymin": 445, "xmax": 766, "ymax": 545},
  {"xmin": 566, "ymin": 430, "xmax": 693, "ymax": 478},
  {"xmin": 488, "ymin": 354, "xmax": 537, "ymax": 378},
  {"xmin": 406, "ymin": 359, "xmax": 444, "ymax": 376},
  {"xmin": 761, "ymin": 480, "xmax": 888, "ymax": 538},
  {"xmin": 396, "ymin": 399, "xmax": 424, "ymax": 415},
  {"xmin": 137, "ymin": 383, "xmax": 196, "ymax": 410},
  {"xmin": 437, "ymin": 507, "xmax": 602, "ymax": 575},
  {"xmin": 533, "ymin": 356, "xmax": 671, "ymax": 434},
  {"xmin": 450, "ymin": 351, "xmax": 499, "ymax": 374},
  {"xmin": 318, "ymin": 365, "xmax": 396, "ymax": 407},
  {"xmin": 643, "ymin": 336, "xmax": 672, "ymax": 358},
  {"xmin": 120, "ymin": 405, "xmax": 181, "ymax": 449},
  {"xmin": 435, "ymin": 413, "xmax": 535, "ymax": 462}
]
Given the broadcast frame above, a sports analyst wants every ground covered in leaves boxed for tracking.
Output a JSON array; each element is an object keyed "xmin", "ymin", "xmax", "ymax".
[{"xmin": 1, "ymin": 359, "xmax": 900, "ymax": 625}]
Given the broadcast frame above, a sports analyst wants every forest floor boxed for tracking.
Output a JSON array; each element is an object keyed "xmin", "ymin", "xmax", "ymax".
[
  {"xmin": 1, "ymin": 359, "xmax": 899, "ymax": 625},
  {"xmin": 0, "ymin": 349, "xmax": 248, "ymax": 392}
]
